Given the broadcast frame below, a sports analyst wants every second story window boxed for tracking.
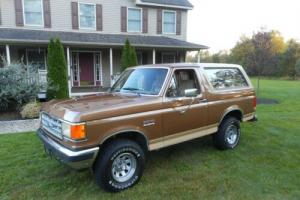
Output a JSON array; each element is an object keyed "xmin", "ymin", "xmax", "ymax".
[
  {"xmin": 79, "ymin": 3, "xmax": 96, "ymax": 29},
  {"xmin": 128, "ymin": 8, "xmax": 142, "ymax": 32},
  {"xmin": 163, "ymin": 10, "xmax": 176, "ymax": 34},
  {"xmin": 23, "ymin": 0, "xmax": 44, "ymax": 26}
]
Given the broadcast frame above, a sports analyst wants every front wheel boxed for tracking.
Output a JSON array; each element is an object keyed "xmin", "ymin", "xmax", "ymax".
[
  {"xmin": 93, "ymin": 139, "xmax": 145, "ymax": 192},
  {"xmin": 213, "ymin": 117, "xmax": 241, "ymax": 150}
]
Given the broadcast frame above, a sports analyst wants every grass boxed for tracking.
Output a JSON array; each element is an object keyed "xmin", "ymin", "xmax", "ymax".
[{"xmin": 1, "ymin": 78, "xmax": 300, "ymax": 200}]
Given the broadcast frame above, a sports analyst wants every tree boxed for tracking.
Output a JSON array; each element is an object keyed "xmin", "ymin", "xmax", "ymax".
[
  {"xmin": 295, "ymin": 59, "xmax": 300, "ymax": 77},
  {"xmin": 129, "ymin": 46, "xmax": 138, "ymax": 67},
  {"xmin": 121, "ymin": 39, "xmax": 138, "ymax": 71},
  {"xmin": 231, "ymin": 35, "xmax": 255, "ymax": 74},
  {"xmin": 280, "ymin": 39, "xmax": 300, "ymax": 78},
  {"xmin": 47, "ymin": 38, "xmax": 69, "ymax": 99},
  {"xmin": 231, "ymin": 31, "xmax": 285, "ymax": 76}
]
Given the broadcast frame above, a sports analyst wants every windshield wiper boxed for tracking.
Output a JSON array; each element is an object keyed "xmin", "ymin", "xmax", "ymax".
[{"xmin": 122, "ymin": 87, "xmax": 140, "ymax": 91}]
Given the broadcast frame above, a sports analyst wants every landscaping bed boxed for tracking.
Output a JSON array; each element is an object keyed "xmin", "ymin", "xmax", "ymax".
[{"xmin": 0, "ymin": 111, "xmax": 22, "ymax": 121}]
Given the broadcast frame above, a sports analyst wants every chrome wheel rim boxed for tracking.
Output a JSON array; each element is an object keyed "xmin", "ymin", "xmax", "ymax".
[
  {"xmin": 111, "ymin": 152, "xmax": 137, "ymax": 183},
  {"xmin": 226, "ymin": 125, "xmax": 238, "ymax": 145}
]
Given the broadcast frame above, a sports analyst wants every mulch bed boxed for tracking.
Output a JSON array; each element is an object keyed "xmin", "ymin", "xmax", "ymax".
[
  {"xmin": 0, "ymin": 111, "xmax": 22, "ymax": 121},
  {"xmin": 257, "ymin": 98, "xmax": 279, "ymax": 105}
]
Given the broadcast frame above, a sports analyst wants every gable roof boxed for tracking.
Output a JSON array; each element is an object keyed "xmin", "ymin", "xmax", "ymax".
[
  {"xmin": 0, "ymin": 28, "xmax": 208, "ymax": 50},
  {"xmin": 136, "ymin": 0, "xmax": 193, "ymax": 10}
]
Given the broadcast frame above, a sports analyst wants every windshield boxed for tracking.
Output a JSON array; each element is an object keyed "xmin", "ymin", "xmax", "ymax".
[{"xmin": 111, "ymin": 68, "xmax": 168, "ymax": 95}]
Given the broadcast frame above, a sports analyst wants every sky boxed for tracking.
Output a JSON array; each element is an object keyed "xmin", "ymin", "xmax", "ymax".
[{"xmin": 187, "ymin": 0, "xmax": 300, "ymax": 53}]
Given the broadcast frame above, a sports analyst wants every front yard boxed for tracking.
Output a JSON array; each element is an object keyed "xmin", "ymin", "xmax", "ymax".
[{"xmin": 0, "ymin": 79, "xmax": 299, "ymax": 199}]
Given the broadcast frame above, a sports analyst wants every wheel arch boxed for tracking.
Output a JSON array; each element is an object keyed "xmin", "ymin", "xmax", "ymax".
[
  {"xmin": 100, "ymin": 130, "xmax": 149, "ymax": 153},
  {"xmin": 219, "ymin": 107, "xmax": 243, "ymax": 125}
]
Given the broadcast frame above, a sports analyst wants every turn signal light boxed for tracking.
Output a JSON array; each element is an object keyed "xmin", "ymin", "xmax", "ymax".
[{"xmin": 70, "ymin": 124, "xmax": 86, "ymax": 140}]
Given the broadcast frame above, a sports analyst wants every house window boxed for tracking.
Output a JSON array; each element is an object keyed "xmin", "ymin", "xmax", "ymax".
[
  {"xmin": 162, "ymin": 52, "xmax": 176, "ymax": 63},
  {"xmin": 26, "ymin": 49, "xmax": 46, "ymax": 70},
  {"xmin": 128, "ymin": 8, "xmax": 142, "ymax": 32},
  {"xmin": 23, "ymin": 0, "xmax": 44, "ymax": 26},
  {"xmin": 95, "ymin": 53, "xmax": 101, "ymax": 81},
  {"xmin": 79, "ymin": 3, "xmax": 96, "ymax": 29},
  {"xmin": 163, "ymin": 10, "xmax": 176, "ymax": 34}
]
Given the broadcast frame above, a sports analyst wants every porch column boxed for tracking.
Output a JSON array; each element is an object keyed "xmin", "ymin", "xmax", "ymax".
[
  {"xmin": 197, "ymin": 50, "xmax": 201, "ymax": 63},
  {"xmin": 5, "ymin": 45, "xmax": 11, "ymax": 65},
  {"xmin": 152, "ymin": 49, "xmax": 156, "ymax": 64},
  {"xmin": 109, "ymin": 48, "xmax": 113, "ymax": 86},
  {"xmin": 66, "ymin": 47, "xmax": 72, "ymax": 97}
]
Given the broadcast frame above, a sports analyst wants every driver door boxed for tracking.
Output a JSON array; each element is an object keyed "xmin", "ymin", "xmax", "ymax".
[{"xmin": 162, "ymin": 68, "xmax": 209, "ymax": 141}]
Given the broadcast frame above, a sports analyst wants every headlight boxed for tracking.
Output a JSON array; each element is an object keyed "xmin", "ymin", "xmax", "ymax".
[{"xmin": 62, "ymin": 122, "xmax": 86, "ymax": 140}]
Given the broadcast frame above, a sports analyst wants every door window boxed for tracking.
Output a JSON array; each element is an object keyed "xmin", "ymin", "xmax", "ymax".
[{"xmin": 166, "ymin": 69, "xmax": 200, "ymax": 97}]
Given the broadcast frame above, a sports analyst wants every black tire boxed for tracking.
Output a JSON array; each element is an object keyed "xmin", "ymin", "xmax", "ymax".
[
  {"xmin": 213, "ymin": 117, "xmax": 241, "ymax": 150},
  {"xmin": 93, "ymin": 139, "xmax": 145, "ymax": 192}
]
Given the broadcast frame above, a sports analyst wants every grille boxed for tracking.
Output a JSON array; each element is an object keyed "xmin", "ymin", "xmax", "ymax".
[{"xmin": 41, "ymin": 113, "xmax": 63, "ymax": 139}]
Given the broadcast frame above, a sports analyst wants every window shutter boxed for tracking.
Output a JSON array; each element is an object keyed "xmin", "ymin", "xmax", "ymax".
[
  {"xmin": 176, "ymin": 10, "xmax": 181, "ymax": 35},
  {"xmin": 96, "ymin": 4, "xmax": 103, "ymax": 31},
  {"xmin": 121, "ymin": 7, "xmax": 127, "ymax": 32},
  {"xmin": 142, "ymin": 8, "xmax": 148, "ymax": 33},
  {"xmin": 157, "ymin": 9, "xmax": 162, "ymax": 34},
  {"xmin": 14, "ymin": 0, "xmax": 24, "ymax": 26},
  {"xmin": 43, "ymin": 0, "xmax": 51, "ymax": 28},
  {"xmin": 71, "ymin": 2, "xmax": 79, "ymax": 30}
]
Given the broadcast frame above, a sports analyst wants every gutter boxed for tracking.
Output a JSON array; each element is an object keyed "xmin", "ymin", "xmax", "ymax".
[
  {"xmin": 0, "ymin": 39, "xmax": 208, "ymax": 50},
  {"xmin": 135, "ymin": 0, "xmax": 193, "ymax": 10}
]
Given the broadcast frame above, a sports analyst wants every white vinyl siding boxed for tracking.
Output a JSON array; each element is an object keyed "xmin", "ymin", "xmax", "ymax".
[
  {"xmin": 79, "ymin": 3, "xmax": 96, "ymax": 29},
  {"xmin": 0, "ymin": 0, "xmax": 187, "ymax": 40},
  {"xmin": 127, "ymin": 8, "xmax": 142, "ymax": 32},
  {"xmin": 23, "ymin": 0, "xmax": 43, "ymax": 26},
  {"xmin": 163, "ymin": 10, "xmax": 176, "ymax": 34}
]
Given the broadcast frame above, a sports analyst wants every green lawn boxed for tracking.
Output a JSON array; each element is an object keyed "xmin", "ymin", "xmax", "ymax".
[{"xmin": 1, "ymin": 79, "xmax": 300, "ymax": 200}]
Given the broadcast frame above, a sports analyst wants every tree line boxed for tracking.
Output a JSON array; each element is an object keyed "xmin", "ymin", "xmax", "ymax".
[{"xmin": 188, "ymin": 30, "xmax": 300, "ymax": 78}]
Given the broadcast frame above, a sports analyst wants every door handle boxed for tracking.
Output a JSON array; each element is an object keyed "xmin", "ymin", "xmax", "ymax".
[{"xmin": 199, "ymin": 99, "xmax": 208, "ymax": 103}]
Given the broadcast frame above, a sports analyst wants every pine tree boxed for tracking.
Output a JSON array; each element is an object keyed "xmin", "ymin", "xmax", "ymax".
[
  {"xmin": 129, "ymin": 46, "xmax": 138, "ymax": 67},
  {"xmin": 121, "ymin": 38, "xmax": 138, "ymax": 71},
  {"xmin": 46, "ymin": 38, "xmax": 69, "ymax": 99}
]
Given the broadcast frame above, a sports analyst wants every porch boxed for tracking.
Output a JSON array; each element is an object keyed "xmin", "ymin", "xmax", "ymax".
[
  {"xmin": 0, "ymin": 28, "xmax": 207, "ymax": 97},
  {"xmin": 1, "ymin": 44, "xmax": 189, "ymax": 96}
]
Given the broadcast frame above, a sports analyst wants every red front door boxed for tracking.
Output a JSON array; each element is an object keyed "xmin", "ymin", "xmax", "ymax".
[{"xmin": 79, "ymin": 53, "xmax": 94, "ymax": 86}]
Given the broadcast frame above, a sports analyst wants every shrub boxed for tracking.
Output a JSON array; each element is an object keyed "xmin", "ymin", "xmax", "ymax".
[
  {"xmin": 295, "ymin": 59, "xmax": 300, "ymax": 76},
  {"xmin": 47, "ymin": 38, "xmax": 69, "ymax": 100},
  {"xmin": 0, "ymin": 63, "xmax": 40, "ymax": 111},
  {"xmin": 121, "ymin": 39, "xmax": 138, "ymax": 71},
  {"xmin": 20, "ymin": 101, "xmax": 41, "ymax": 119}
]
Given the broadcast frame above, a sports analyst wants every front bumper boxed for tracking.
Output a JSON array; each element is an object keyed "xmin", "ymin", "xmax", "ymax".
[{"xmin": 37, "ymin": 128, "xmax": 99, "ymax": 170}]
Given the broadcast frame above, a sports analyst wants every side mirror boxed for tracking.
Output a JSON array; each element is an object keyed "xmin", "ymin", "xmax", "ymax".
[{"xmin": 184, "ymin": 88, "xmax": 198, "ymax": 97}]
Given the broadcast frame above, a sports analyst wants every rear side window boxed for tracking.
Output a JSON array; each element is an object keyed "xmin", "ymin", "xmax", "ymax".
[{"xmin": 204, "ymin": 68, "xmax": 248, "ymax": 90}]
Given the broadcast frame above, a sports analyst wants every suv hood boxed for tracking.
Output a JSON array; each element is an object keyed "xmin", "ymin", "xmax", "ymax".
[{"xmin": 42, "ymin": 93, "xmax": 163, "ymax": 123}]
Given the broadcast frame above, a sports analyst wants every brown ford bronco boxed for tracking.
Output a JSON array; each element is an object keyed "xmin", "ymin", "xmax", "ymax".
[{"xmin": 37, "ymin": 63, "xmax": 257, "ymax": 192}]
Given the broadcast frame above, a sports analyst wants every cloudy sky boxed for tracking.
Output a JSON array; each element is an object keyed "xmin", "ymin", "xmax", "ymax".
[{"xmin": 187, "ymin": 0, "xmax": 300, "ymax": 52}]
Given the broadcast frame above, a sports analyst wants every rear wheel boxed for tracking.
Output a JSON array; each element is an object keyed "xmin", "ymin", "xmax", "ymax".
[
  {"xmin": 93, "ymin": 139, "xmax": 145, "ymax": 192},
  {"xmin": 213, "ymin": 117, "xmax": 241, "ymax": 150}
]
